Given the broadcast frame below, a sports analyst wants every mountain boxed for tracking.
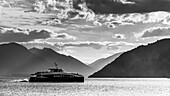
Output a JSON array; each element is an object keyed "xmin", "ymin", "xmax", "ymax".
[
  {"xmin": 0, "ymin": 43, "xmax": 51, "ymax": 77},
  {"xmin": 89, "ymin": 52, "xmax": 122, "ymax": 73},
  {"xmin": 29, "ymin": 47, "xmax": 93, "ymax": 77},
  {"xmin": 0, "ymin": 43, "xmax": 93, "ymax": 78},
  {"xmin": 89, "ymin": 39, "xmax": 170, "ymax": 78}
]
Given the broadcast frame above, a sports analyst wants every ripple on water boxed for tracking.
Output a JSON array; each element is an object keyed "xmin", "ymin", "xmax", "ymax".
[{"xmin": 0, "ymin": 79, "xmax": 170, "ymax": 96}]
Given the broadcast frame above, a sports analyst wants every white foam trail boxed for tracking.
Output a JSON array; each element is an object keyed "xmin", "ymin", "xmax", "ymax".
[{"xmin": 10, "ymin": 78, "xmax": 29, "ymax": 82}]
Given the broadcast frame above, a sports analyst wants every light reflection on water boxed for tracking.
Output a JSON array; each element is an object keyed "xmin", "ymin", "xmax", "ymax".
[{"xmin": 0, "ymin": 78, "xmax": 170, "ymax": 96}]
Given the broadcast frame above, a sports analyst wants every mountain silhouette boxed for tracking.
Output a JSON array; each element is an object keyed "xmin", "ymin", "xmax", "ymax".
[
  {"xmin": 0, "ymin": 43, "xmax": 51, "ymax": 77},
  {"xmin": 30, "ymin": 47, "xmax": 93, "ymax": 77},
  {"xmin": 89, "ymin": 52, "xmax": 122, "ymax": 73},
  {"xmin": 89, "ymin": 39, "xmax": 170, "ymax": 78},
  {"xmin": 0, "ymin": 43, "xmax": 93, "ymax": 78}
]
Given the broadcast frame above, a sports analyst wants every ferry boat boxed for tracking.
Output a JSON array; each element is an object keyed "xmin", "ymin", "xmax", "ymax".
[{"xmin": 29, "ymin": 63, "xmax": 84, "ymax": 82}]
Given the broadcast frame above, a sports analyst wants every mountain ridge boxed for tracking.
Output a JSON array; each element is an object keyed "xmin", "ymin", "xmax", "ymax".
[
  {"xmin": 89, "ymin": 39, "xmax": 170, "ymax": 78},
  {"xmin": 0, "ymin": 42, "xmax": 51, "ymax": 76},
  {"xmin": 0, "ymin": 42, "xmax": 93, "ymax": 78},
  {"xmin": 89, "ymin": 52, "xmax": 122, "ymax": 73},
  {"xmin": 29, "ymin": 47, "xmax": 94, "ymax": 77}
]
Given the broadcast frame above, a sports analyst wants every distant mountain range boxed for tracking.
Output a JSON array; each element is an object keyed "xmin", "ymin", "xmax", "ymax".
[
  {"xmin": 89, "ymin": 52, "xmax": 122, "ymax": 73},
  {"xmin": 0, "ymin": 43, "xmax": 93, "ymax": 78},
  {"xmin": 89, "ymin": 39, "xmax": 170, "ymax": 78}
]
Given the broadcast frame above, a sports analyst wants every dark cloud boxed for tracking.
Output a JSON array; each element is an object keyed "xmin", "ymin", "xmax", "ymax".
[
  {"xmin": 141, "ymin": 27, "xmax": 170, "ymax": 38},
  {"xmin": 0, "ymin": 28, "xmax": 51, "ymax": 42},
  {"xmin": 51, "ymin": 33, "xmax": 76, "ymax": 40},
  {"xmin": 56, "ymin": 34, "xmax": 67, "ymax": 38},
  {"xmin": 73, "ymin": 0, "xmax": 170, "ymax": 14},
  {"xmin": 25, "ymin": 0, "xmax": 36, "ymax": 4}
]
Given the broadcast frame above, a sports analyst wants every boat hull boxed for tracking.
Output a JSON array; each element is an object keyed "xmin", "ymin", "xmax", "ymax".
[{"xmin": 29, "ymin": 77, "xmax": 84, "ymax": 82}]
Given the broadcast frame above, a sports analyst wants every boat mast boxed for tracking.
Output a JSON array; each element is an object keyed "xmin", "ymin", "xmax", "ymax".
[{"xmin": 54, "ymin": 62, "xmax": 58, "ymax": 69}]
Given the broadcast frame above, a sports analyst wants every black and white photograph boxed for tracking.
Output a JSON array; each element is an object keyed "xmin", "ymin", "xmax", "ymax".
[{"xmin": 0, "ymin": 0, "xmax": 170, "ymax": 96}]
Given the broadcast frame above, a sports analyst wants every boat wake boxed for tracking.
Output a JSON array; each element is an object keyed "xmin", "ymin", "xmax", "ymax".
[{"xmin": 10, "ymin": 78, "xmax": 29, "ymax": 82}]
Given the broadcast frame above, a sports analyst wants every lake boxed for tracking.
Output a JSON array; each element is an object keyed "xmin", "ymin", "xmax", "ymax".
[{"xmin": 0, "ymin": 78, "xmax": 170, "ymax": 96}]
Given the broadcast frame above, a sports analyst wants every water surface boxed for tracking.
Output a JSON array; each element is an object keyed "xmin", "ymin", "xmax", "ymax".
[{"xmin": 0, "ymin": 78, "xmax": 170, "ymax": 96}]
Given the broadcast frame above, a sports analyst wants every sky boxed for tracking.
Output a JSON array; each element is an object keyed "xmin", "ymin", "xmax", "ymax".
[{"xmin": 1, "ymin": 0, "xmax": 170, "ymax": 64}]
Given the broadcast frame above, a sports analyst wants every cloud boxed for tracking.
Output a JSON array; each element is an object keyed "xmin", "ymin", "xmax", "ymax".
[
  {"xmin": 113, "ymin": 11, "xmax": 170, "ymax": 24},
  {"xmin": 117, "ymin": 0, "xmax": 135, "ymax": 4},
  {"xmin": 54, "ymin": 41, "xmax": 107, "ymax": 50},
  {"xmin": 21, "ymin": 39, "xmax": 137, "ymax": 52},
  {"xmin": 54, "ymin": 41, "xmax": 136, "ymax": 51},
  {"xmin": 84, "ymin": 0, "xmax": 170, "ymax": 14},
  {"xmin": 49, "ymin": 32, "xmax": 77, "ymax": 40},
  {"xmin": 0, "ymin": 27, "xmax": 51, "ymax": 42},
  {"xmin": 0, "ymin": 26, "xmax": 76, "ymax": 43},
  {"xmin": 0, "ymin": 0, "xmax": 11, "ymax": 7},
  {"xmin": 107, "ymin": 41, "xmax": 136, "ymax": 49},
  {"xmin": 21, "ymin": 40, "xmax": 62, "ymax": 51},
  {"xmin": 141, "ymin": 27, "xmax": 170, "ymax": 38},
  {"xmin": 93, "ymin": 21, "xmax": 102, "ymax": 26},
  {"xmin": 106, "ymin": 41, "xmax": 139, "ymax": 53},
  {"xmin": 112, "ymin": 34, "xmax": 126, "ymax": 39},
  {"xmin": 0, "ymin": 27, "xmax": 29, "ymax": 34},
  {"xmin": 25, "ymin": 0, "xmax": 96, "ymax": 22},
  {"xmin": 21, "ymin": 0, "xmax": 170, "ymax": 29},
  {"xmin": 55, "ymin": 33, "xmax": 77, "ymax": 40},
  {"xmin": 25, "ymin": 0, "xmax": 36, "ymax": 4},
  {"xmin": 92, "ymin": 11, "xmax": 170, "ymax": 28},
  {"xmin": 103, "ymin": 20, "xmax": 134, "ymax": 28},
  {"xmin": 41, "ymin": 18, "xmax": 62, "ymax": 25}
]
